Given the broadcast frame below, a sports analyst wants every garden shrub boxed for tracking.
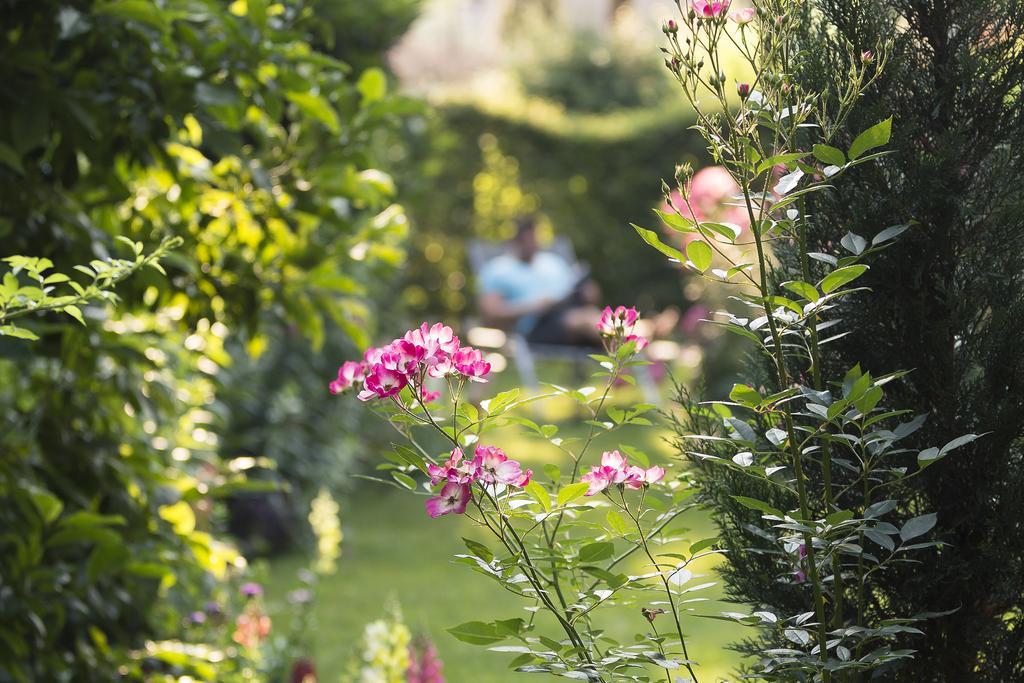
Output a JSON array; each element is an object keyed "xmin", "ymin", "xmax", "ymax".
[
  {"xmin": 0, "ymin": 0, "xmax": 413, "ymax": 678},
  {"xmin": 678, "ymin": 1, "xmax": 1024, "ymax": 679}
]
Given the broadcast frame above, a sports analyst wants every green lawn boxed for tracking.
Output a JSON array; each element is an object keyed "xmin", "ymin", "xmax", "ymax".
[{"xmin": 265, "ymin": 371, "xmax": 748, "ymax": 681}]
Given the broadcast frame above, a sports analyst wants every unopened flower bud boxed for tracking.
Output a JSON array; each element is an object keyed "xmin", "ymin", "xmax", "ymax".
[
  {"xmin": 737, "ymin": 83, "xmax": 751, "ymax": 99},
  {"xmin": 861, "ymin": 50, "xmax": 875, "ymax": 64},
  {"xmin": 642, "ymin": 607, "xmax": 667, "ymax": 623},
  {"xmin": 663, "ymin": 19, "xmax": 678, "ymax": 34},
  {"xmin": 675, "ymin": 162, "xmax": 693, "ymax": 187}
]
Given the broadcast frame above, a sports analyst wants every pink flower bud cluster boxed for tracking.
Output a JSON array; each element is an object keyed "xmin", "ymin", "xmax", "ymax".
[
  {"xmin": 425, "ymin": 446, "xmax": 533, "ymax": 518},
  {"xmin": 328, "ymin": 323, "xmax": 492, "ymax": 400},
  {"xmin": 596, "ymin": 306, "xmax": 649, "ymax": 352},
  {"xmin": 580, "ymin": 450, "xmax": 666, "ymax": 496}
]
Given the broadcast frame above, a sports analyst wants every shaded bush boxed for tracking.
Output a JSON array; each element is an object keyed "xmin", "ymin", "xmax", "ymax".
[{"xmin": 0, "ymin": 0, "xmax": 412, "ymax": 678}]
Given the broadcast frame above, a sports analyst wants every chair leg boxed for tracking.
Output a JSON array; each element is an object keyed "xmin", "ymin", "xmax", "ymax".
[{"xmin": 510, "ymin": 335, "xmax": 539, "ymax": 394}]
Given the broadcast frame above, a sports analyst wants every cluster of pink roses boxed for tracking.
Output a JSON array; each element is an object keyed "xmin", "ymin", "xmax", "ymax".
[
  {"xmin": 596, "ymin": 306, "xmax": 649, "ymax": 352},
  {"xmin": 329, "ymin": 323, "xmax": 491, "ymax": 401},
  {"xmin": 581, "ymin": 450, "xmax": 666, "ymax": 496},
  {"xmin": 425, "ymin": 446, "xmax": 533, "ymax": 518}
]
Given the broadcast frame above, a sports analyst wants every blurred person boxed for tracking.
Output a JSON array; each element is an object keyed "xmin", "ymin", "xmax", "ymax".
[
  {"xmin": 478, "ymin": 216, "xmax": 677, "ymax": 345},
  {"xmin": 477, "ymin": 215, "xmax": 603, "ymax": 346}
]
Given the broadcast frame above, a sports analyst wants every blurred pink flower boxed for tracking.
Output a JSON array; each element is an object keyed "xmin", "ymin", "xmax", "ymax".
[
  {"xmin": 233, "ymin": 607, "xmax": 271, "ymax": 648},
  {"xmin": 407, "ymin": 638, "xmax": 445, "ymax": 683},
  {"xmin": 730, "ymin": 7, "xmax": 756, "ymax": 24},
  {"xmin": 329, "ymin": 361, "xmax": 365, "ymax": 395},
  {"xmin": 625, "ymin": 334, "xmax": 649, "ymax": 352},
  {"xmin": 692, "ymin": 0, "xmax": 729, "ymax": 18},
  {"xmin": 425, "ymin": 482, "xmax": 471, "ymax": 518}
]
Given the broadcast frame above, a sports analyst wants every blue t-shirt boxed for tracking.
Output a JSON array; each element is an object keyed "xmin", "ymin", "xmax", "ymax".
[{"xmin": 478, "ymin": 252, "xmax": 576, "ymax": 334}]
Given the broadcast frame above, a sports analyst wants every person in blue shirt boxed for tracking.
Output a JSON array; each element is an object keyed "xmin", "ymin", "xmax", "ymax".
[{"xmin": 477, "ymin": 216, "xmax": 603, "ymax": 346}]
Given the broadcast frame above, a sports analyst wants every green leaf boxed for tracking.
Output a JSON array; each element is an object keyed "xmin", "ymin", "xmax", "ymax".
[
  {"xmin": 391, "ymin": 471, "xmax": 416, "ymax": 490},
  {"xmin": 391, "ymin": 445, "xmax": 428, "ymax": 474},
  {"xmin": 606, "ymin": 509, "xmax": 628, "ymax": 535},
  {"xmin": 826, "ymin": 509, "xmax": 855, "ymax": 526},
  {"xmin": 63, "ymin": 305, "xmax": 85, "ymax": 325},
  {"xmin": 482, "ymin": 388, "xmax": 520, "ymax": 415},
  {"xmin": 900, "ymin": 513, "xmax": 937, "ymax": 541},
  {"xmin": 782, "ymin": 280, "xmax": 819, "ymax": 302},
  {"xmin": 0, "ymin": 142, "xmax": 25, "ymax": 174},
  {"xmin": 756, "ymin": 152, "xmax": 806, "ymax": 175},
  {"xmin": 556, "ymin": 482, "xmax": 591, "ymax": 507},
  {"xmin": 689, "ymin": 537, "xmax": 719, "ymax": 555},
  {"xmin": 686, "ymin": 240, "xmax": 713, "ymax": 272},
  {"xmin": 812, "ymin": 144, "xmax": 846, "ymax": 167},
  {"xmin": 285, "ymin": 91, "xmax": 341, "ymax": 134},
  {"xmin": 632, "ymin": 224, "xmax": 684, "ymax": 261},
  {"xmin": 29, "ymin": 486, "xmax": 63, "ymax": 524},
  {"xmin": 95, "ymin": 0, "xmax": 171, "ymax": 31},
  {"xmin": 463, "ymin": 537, "xmax": 494, "ymax": 563},
  {"xmin": 872, "ymin": 223, "xmax": 911, "ymax": 246},
  {"xmin": 731, "ymin": 496, "xmax": 784, "ymax": 518},
  {"xmin": 821, "ymin": 264, "xmax": 869, "ymax": 293},
  {"xmin": 849, "ymin": 117, "xmax": 893, "ymax": 160},
  {"xmin": 654, "ymin": 209, "xmax": 696, "ymax": 233},
  {"xmin": 0, "ymin": 324, "xmax": 39, "ymax": 340},
  {"xmin": 840, "ymin": 232, "xmax": 867, "ymax": 255},
  {"xmin": 578, "ymin": 541, "xmax": 615, "ymax": 563},
  {"xmin": 357, "ymin": 67, "xmax": 387, "ymax": 104},
  {"xmin": 729, "ymin": 383, "xmax": 762, "ymax": 408},
  {"xmin": 525, "ymin": 481, "xmax": 551, "ymax": 512},
  {"xmin": 447, "ymin": 621, "xmax": 504, "ymax": 646}
]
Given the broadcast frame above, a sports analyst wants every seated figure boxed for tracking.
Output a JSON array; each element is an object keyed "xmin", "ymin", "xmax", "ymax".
[{"xmin": 477, "ymin": 216, "xmax": 603, "ymax": 346}]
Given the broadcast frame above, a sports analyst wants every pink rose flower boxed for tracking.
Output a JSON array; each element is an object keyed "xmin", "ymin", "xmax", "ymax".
[
  {"xmin": 427, "ymin": 448, "xmax": 477, "ymax": 486},
  {"xmin": 601, "ymin": 450, "xmax": 628, "ymax": 471},
  {"xmin": 583, "ymin": 451, "xmax": 666, "ymax": 495},
  {"xmin": 425, "ymin": 482, "xmax": 471, "ymax": 518},
  {"xmin": 329, "ymin": 361, "xmax": 366, "ymax": 394},
  {"xmin": 692, "ymin": 0, "xmax": 729, "ymax": 19},
  {"xmin": 357, "ymin": 364, "xmax": 408, "ymax": 400},
  {"xmin": 452, "ymin": 347, "xmax": 491, "ymax": 382},
  {"xmin": 624, "ymin": 465, "xmax": 666, "ymax": 489},
  {"xmin": 581, "ymin": 466, "xmax": 616, "ymax": 496},
  {"xmin": 729, "ymin": 7, "xmax": 755, "ymax": 24},
  {"xmin": 473, "ymin": 445, "xmax": 531, "ymax": 487}
]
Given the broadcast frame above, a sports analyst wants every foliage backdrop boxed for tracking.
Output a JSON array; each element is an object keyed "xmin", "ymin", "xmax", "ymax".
[{"xmin": 0, "ymin": 0, "xmax": 413, "ymax": 678}]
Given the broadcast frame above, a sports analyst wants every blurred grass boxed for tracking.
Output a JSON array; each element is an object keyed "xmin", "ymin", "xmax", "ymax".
[{"xmin": 265, "ymin": 362, "xmax": 747, "ymax": 681}]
